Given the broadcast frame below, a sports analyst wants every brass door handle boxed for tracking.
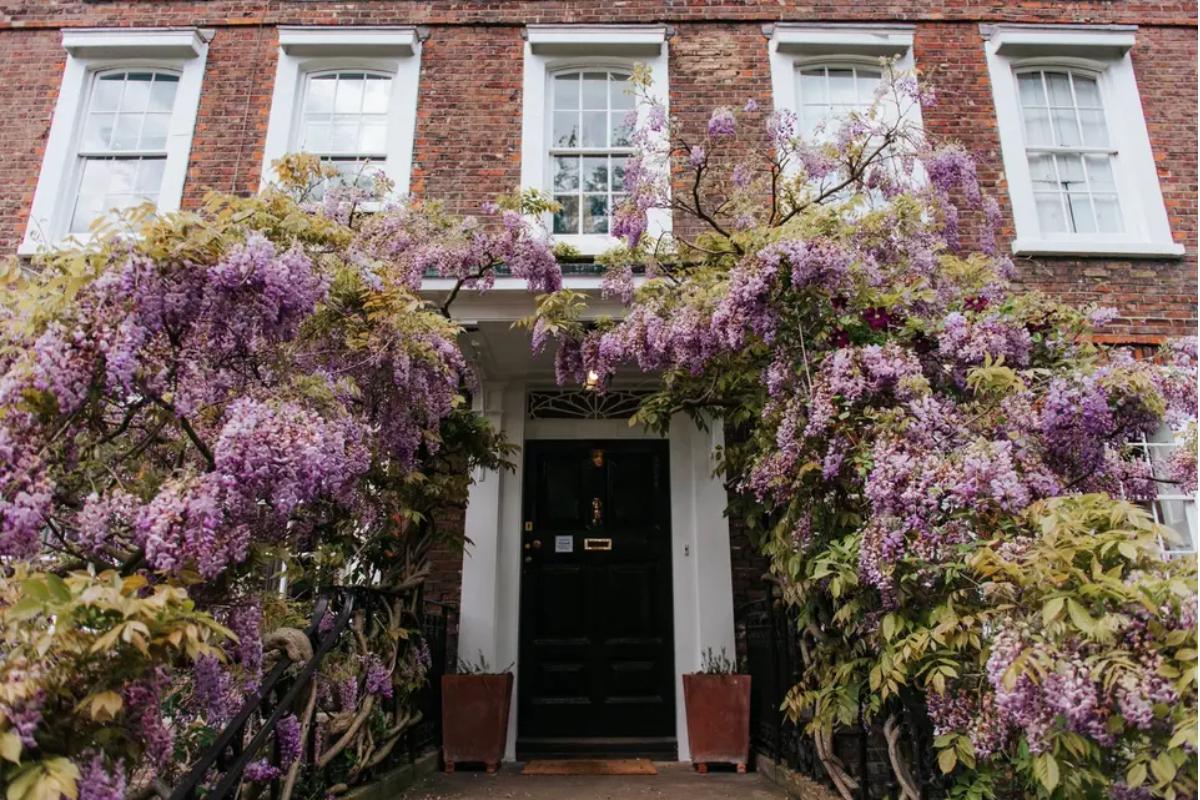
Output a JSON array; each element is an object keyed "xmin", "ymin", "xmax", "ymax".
[{"xmin": 583, "ymin": 538, "xmax": 612, "ymax": 551}]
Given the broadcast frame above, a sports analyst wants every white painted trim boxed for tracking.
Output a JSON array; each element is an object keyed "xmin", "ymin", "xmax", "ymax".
[
  {"xmin": 20, "ymin": 28, "xmax": 210, "ymax": 256},
  {"xmin": 520, "ymin": 26, "xmax": 671, "ymax": 256},
  {"xmin": 457, "ymin": 382, "xmax": 736, "ymax": 762},
  {"xmin": 768, "ymin": 22, "xmax": 915, "ymax": 57},
  {"xmin": 983, "ymin": 25, "xmax": 1183, "ymax": 258},
  {"xmin": 260, "ymin": 27, "xmax": 421, "ymax": 198},
  {"xmin": 277, "ymin": 25, "xmax": 417, "ymax": 57}
]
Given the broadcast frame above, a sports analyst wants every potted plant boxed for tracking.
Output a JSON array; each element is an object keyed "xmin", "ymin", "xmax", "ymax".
[
  {"xmin": 441, "ymin": 651, "xmax": 513, "ymax": 774},
  {"xmin": 683, "ymin": 647, "xmax": 751, "ymax": 774}
]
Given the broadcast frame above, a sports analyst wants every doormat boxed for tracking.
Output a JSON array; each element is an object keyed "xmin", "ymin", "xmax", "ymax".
[{"xmin": 521, "ymin": 759, "xmax": 658, "ymax": 775}]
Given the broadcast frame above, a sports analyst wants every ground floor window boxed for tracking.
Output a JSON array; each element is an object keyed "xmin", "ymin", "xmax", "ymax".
[{"xmin": 1130, "ymin": 427, "xmax": 1196, "ymax": 556}]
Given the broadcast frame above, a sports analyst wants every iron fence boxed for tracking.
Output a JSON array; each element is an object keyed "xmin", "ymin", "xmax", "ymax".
[{"xmin": 742, "ymin": 596, "xmax": 901, "ymax": 800}]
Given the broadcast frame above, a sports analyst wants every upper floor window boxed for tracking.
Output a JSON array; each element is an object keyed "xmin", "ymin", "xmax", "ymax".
[
  {"xmin": 520, "ymin": 25, "xmax": 671, "ymax": 257},
  {"xmin": 71, "ymin": 70, "xmax": 180, "ymax": 233},
  {"xmin": 983, "ymin": 25, "xmax": 1183, "ymax": 258},
  {"xmin": 261, "ymin": 27, "xmax": 421, "ymax": 199},
  {"xmin": 795, "ymin": 64, "xmax": 882, "ymax": 139},
  {"xmin": 298, "ymin": 71, "xmax": 392, "ymax": 193},
  {"xmin": 20, "ymin": 28, "xmax": 209, "ymax": 255},
  {"xmin": 1017, "ymin": 68, "xmax": 1120, "ymax": 236},
  {"xmin": 549, "ymin": 70, "xmax": 634, "ymax": 237}
]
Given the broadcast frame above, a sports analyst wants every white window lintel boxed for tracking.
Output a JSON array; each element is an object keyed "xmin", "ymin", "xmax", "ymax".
[
  {"xmin": 20, "ymin": 27, "xmax": 210, "ymax": 256},
  {"xmin": 767, "ymin": 22, "xmax": 914, "ymax": 57},
  {"xmin": 981, "ymin": 23, "xmax": 1136, "ymax": 59},
  {"xmin": 62, "ymin": 27, "xmax": 209, "ymax": 59},
  {"xmin": 983, "ymin": 24, "xmax": 1184, "ymax": 259},
  {"xmin": 525, "ymin": 24, "xmax": 669, "ymax": 57},
  {"xmin": 277, "ymin": 26, "xmax": 419, "ymax": 57}
]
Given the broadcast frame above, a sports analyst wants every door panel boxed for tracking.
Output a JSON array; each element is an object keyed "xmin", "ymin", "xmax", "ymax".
[{"xmin": 518, "ymin": 440, "xmax": 675, "ymax": 746}]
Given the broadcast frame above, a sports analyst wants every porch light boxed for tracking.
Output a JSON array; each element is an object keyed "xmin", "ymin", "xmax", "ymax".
[{"xmin": 585, "ymin": 369, "xmax": 601, "ymax": 390}]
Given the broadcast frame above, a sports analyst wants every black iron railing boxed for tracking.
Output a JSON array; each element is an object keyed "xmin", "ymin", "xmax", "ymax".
[
  {"xmin": 168, "ymin": 587, "xmax": 450, "ymax": 800},
  {"xmin": 742, "ymin": 595, "xmax": 898, "ymax": 800}
]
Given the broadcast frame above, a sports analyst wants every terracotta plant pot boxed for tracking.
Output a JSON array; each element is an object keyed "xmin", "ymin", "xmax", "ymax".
[
  {"xmin": 441, "ymin": 673, "xmax": 513, "ymax": 774},
  {"xmin": 682, "ymin": 673, "xmax": 751, "ymax": 773}
]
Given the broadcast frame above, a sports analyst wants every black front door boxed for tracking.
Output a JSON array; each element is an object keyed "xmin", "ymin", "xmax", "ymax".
[{"xmin": 518, "ymin": 440, "xmax": 675, "ymax": 753}]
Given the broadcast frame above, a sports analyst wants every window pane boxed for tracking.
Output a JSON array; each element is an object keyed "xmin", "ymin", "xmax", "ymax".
[
  {"xmin": 1045, "ymin": 71, "xmax": 1073, "ymax": 107},
  {"xmin": 828, "ymin": 69, "xmax": 855, "ymax": 105},
  {"xmin": 582, "ymin": 156, "xmax": 608, "ymax": 192},
  {"xmin": 1017, "ymin": 72, "xmax": 1045, "ymax": 107},
  {"xmin": 1073, "ymin": 75, "xmax": 1102, "ymax": 107},
  {"xmin": 83, "ymin": 114, "xmax": 115, "ymax": 150},
  {"xmin": 121, "ymin": 73, "xmax": 154, "ymax": 112},
  {"xmin": 331, "ymin": 117, "xmax": 360, "ymax": 152},
  {"xmin": 612, "ymin": 156, "xmax": 628, "ymax": 192},
  {"xmin": 301, "ymin": 121, "xmax": 331, "ymax": 152},
  {"xmin": 553, "ymin": 156, "xmax": 579, "ymax": 192},
  {"xmin": 584, "ymin": 194, "xmax": 609, "ymax": 234},
  {"xmin": 148, "ymin": 75, "xmax": 179, "ymax": 112},
  {"xmin": 1027, "ymin": 153, "xmax": 1058, "ymax": 190},
  {"xmin": 554, "ymin": 73, "xmax": 579, "ymax": 110},
  {"xmin": 800, "ymin": 69, "xmax": 827, "ymax": 104},
  {"xmin": 111, "ymin": 115, "xmax": 142, "ymax": 150},
  {"xmin": 335, "ymin": 77, "xmax": 364, "ymax": 114},
  {"xmin": 610, "ymin": 74, "xmax": 635, "ymax": 110},
  {"xmin": 553, "ymin": 195, "xmax": 579, "ymax": 234},
  {"xmin": 1022, "ymin": 106, "xmax": 1052, "ymax": 145},
  {"xmin": 359, "ymin": 121, "xmax": 387, "ymax": 153},
  {"xmin": 308, "ymin": 76, "xmax": 337, "ymax": 113},
  {"xmin": 581, "ymin": 73, "xmax": 607, "ymax": 109},
  {"xmin": 553, "ymin": 111, "xmax": 579, "ymax": 147},
  {"xmin": 135, "ymin": 157, "xmax": 166, "ymax": 193},
  {"xmin": 1078, "ymin": 109, "xmax": 1108, "ymax": 147},
  {"xmin": 1067, "ymin": 193, "xmax": 1095, "ymax": 233},
  {"xmin": 1051, "ymin": 108, "xmax": 1080, "ymax": 146},
  {"xmin": 362, "ymin": 76, "xmax": 391, "ymax": 114},
  {"xmin": 142, "ymin": 113, "xmax": 172, "ymax": 150},
  {"xmin": 1035, "ymin": 193, "xmax": 1068, "ymax": 233},
  {"xmin": 92, "ymin": 76, "xmax": 124, "ymax": 112},
  {"xmin": 1094, "ymin": 195, "xmax": 1122, "ymax": 233},
  {"xmin": 1084, "ymin": 155, "xmax": 1116, "ymax": 191},
  {"xmin": 581, "ymin": 110, "xmax": 607, "ymax": 147},
  {"xmin": 1055, "ymin": 154, "xmax": 1085, "ymax": 188},
  {"xmin": 856, "ymin": 69, "xmax": 882, "ymax": 102},
  {"xmin": 611, "ymin": 110, "xmax": 633, "ymax": 147}
]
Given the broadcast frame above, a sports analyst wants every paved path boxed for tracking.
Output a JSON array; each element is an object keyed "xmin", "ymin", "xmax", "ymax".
[{"xmin": 401, "ymin": 762, "xmax": 790, "ymax": 799}]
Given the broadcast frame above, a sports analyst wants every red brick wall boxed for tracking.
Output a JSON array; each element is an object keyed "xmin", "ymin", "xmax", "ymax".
[{"xmin": 0, "ymin": 2, "xmax": 1194, "ymax": 620}]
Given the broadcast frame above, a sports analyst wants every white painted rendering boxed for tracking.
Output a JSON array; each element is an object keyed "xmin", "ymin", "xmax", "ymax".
[
  {"xmin": 260, "ymin": 26, "xmax": 422, "ymax": 198},
  {"xmin": 520, "ymin": 24, "xmax": 672, "ymax": 255},
  {"xmin": 982, "ymin": 24, "xmax": 1184, "ymax": 258},
  {"xmin": 20, "ymin": 28, "xmax": 211, "ymax": 255}
]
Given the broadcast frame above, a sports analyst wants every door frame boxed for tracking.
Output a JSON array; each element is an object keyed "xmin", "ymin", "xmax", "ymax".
[
  {"xmin": 457, "ymin": 382, "xmax": 737, "ymax": 762},
  {"xmin": 516, "ymin": 439, "xmax": 676, "ymax": 755}
]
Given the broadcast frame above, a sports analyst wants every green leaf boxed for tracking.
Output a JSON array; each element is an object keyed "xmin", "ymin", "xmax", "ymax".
[
  {"xmin": 1042, "ymin": 596, "xmax": 1065, "ymax": 625},
  {"xmin": 1126, "ymin": 762, "xmax": 1147, "ymax": 788},
  {"xmin": 1034, "ymin": 752, "xmax": 1060, "ymax": 791},
  {"xmin": 0, "ymin": 730, "xmax": 21, "ymax": 764},
  {"xmin": 1066, "ymin": 599, "xmax": 1096, "ymax": 635},
  {"xmin": 938, "ymin": 747, "xmax": 957, "ymax": 774}
]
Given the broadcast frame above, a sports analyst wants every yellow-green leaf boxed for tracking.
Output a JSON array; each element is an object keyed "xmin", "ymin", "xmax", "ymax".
[
  {"xmin": 0, "ymin": 730, "xmax": 21, "ymax": 764},
  {"xmin": 938, "ymin": 747, "xmax": 957, "ymax": 774}
]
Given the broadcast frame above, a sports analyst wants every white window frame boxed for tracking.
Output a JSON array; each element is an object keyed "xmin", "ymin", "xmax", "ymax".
[
  {"xmin": 767, "ymin": 23, "xmax": 922, "ymax": 161},
  {"xmin": 1130, "ymin": 428, "xmax": 1197, "ymax": 557},
  {"xmin": 521, "ymin": 25, "xmax": 671, "ymax": 257},
  {"xmin": 983, "ymin": 24, "xmax": 1184, "ymax": 258},
  {"xmin": 19, "ymin": 28, "xmax": 210, "ymax": 256},
  {"xmin": 261, "ymin": 26, "xmax": 422, "ymax": 201}
]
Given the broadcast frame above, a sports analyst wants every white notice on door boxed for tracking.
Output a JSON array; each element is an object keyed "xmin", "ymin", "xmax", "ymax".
[{"xmin": 555, "ymin": 535, "xmax": 574, "ymax": 553}]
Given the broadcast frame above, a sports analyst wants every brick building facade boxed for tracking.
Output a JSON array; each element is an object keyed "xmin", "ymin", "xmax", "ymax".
[{"xmin": 1, "ymin": 0, "xmax": 1195, "ymax": 761}]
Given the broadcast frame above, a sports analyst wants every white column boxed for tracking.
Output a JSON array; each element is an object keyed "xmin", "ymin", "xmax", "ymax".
[
  {"xmin": 456, "ymin": 381, "xmax": 526, "ymax": 761},
  {"xmin": 668, "ymin": 414, "xmax": 737, "ymax": 761}
]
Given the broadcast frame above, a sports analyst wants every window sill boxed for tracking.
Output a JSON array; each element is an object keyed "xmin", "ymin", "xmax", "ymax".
[
  {"xmin": 553, "ymin": 233, "xmax": 624, "ymax": 257},
  {"xmin": 1011, "ymin": 238, "xmax": 1186, "ymax": 259}
]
